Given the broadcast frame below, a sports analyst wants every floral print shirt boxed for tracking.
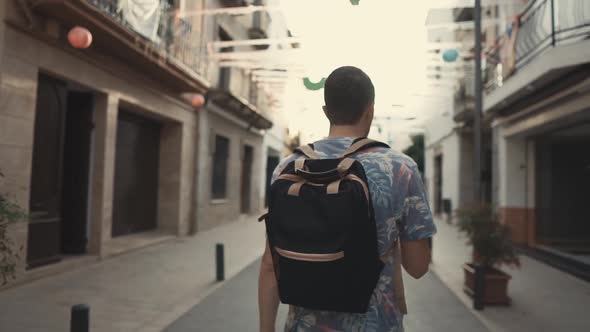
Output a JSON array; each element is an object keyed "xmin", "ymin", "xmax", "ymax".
[{"xmin": 272, "ymin": 137, "xmax": 436, "ymax": 332}]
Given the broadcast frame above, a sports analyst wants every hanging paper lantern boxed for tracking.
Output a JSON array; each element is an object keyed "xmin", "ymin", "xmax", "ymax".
[
  {"xmin": 190, "ymin": 94, "xmax": 206, "ymax": 108},
  {"xmin": 303, "ymin": 77, "xmax": 326, "ymax": 91},
  {"xmin": 442, "ymin": 49, "xmax": 459, "ymax": 63},
  {"xmin": 67, "ymin": 26, "xmax": 93, "ymax": 49}
]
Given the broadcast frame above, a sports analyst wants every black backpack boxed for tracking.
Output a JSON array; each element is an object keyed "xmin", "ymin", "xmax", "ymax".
[{"xmin": 260, "ymin": 138, "xmax": 389, "ymax": 313}]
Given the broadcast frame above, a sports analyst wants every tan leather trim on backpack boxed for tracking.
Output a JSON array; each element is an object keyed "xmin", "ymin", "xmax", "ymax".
[
  {"xmin": 296, "ymin": 145, "xmax": 320, "ymax": 159},
  {"xmin": 294, "ymin": 158, "xmax": 306, "ymax": 172},
  {"xmin": 345, "ymin": 174, "xmax": 370, "ymax": 204},
  {"xmin": 326, "ymin": 179, "xmax": 342, "ymax": 194},
  {"xmin": 336, "ymin": 158, "xmax": 356, "ymax": 174},
  {"xmin": 337, "ymin": 138, "xmax": 378, "ymax": 158},
  {"xmin": 275, "ymin": 247, "xmax": 344, "ymax": 262},
  {"xmin": 278, "ymin": 174, "xmax": 303, "ymax": 182},
  {"xmin": 287, "ymin": 182, "xmax": 305, "ymax": 196}
]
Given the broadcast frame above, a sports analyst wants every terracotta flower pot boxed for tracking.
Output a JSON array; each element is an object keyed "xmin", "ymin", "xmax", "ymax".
[{"xmin": 463, "ymin": 263, "xmax": 511, "ymax": 305}]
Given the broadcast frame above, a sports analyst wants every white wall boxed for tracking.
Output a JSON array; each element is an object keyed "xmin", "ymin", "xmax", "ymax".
[{"xmin": 425, "ymin": 127, "xmax": 462, "ymax": 212}]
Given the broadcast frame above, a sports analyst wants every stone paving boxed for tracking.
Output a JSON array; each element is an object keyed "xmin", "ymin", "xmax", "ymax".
[
  {"xmin": 2, "ymin": 214, "xmax": 588, "ymax": 332},
  {"xmin": 430, "ymin": 218, "xmax": 590, "ymax": 332},
  {"xmin": 0, "ymin": 216, "xmax": 266, "ymax": 332}
]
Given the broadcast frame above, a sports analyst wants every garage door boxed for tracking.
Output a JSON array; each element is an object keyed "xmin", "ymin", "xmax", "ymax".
[{"xmin": 112, "ymin": 110, "xmax": 161, "ymax": 237}]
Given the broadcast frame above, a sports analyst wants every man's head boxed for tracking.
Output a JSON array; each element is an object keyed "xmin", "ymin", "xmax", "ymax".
[{"xmin": 323, "ymin": 66, "xmax": 375, "ymax": 135}]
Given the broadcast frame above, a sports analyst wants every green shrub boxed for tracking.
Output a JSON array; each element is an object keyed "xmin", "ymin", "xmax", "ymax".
[{"xmin": 455, "ymin": 205, "xmax": 520, "ymax": 268}]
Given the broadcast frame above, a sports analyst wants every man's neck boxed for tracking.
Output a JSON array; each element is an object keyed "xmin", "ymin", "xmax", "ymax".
[{"xmin": 328, "ymin": 125, "xmax": 367, "ymax": 138}]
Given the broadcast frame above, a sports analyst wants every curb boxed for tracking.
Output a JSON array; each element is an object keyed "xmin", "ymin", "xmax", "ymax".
[{"xmin": 429, "ymin": 263, "xmax": 506, "ymax": 332}]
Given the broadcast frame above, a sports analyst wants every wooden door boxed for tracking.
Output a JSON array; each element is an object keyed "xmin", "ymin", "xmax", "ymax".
[{"xmin": 27, "ymin": 75, "xmax": 67, "ymax": 268}]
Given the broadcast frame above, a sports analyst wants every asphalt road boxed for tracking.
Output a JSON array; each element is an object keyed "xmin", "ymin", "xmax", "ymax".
[{"xmin": 165, "ymin": 260, "xmax": 488, "ymax": 332}]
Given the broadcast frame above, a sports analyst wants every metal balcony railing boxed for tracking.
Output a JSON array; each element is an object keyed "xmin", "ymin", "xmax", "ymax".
[
  {"xmin": 87, "ymin": 0, "xmax": 208, "ymax": 80},
  {"xmin": 484, "ymin": 0, "xmax": 590, "ymax": 93}
]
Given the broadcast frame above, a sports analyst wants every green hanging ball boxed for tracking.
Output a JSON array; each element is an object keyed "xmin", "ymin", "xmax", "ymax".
[
  {"xmin": 303, "ymin": 77, "xmax": 326, "ymax": 91},
  {"xmin": 350, "ymin": 0, "xmax": 360, "ymax": 5},
  {"xmin": 442, "ymin": 49, "xmax": 459, "ymax": 63}
]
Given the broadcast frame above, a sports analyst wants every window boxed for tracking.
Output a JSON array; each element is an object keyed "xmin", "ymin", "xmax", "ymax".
[{"xmin": 212, "ymin": 135, "xmax": 230, "ymax": 199}]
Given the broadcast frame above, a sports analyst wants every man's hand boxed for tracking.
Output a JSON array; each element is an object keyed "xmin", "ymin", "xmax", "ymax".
[
  {"xmin": 400, "ymin": 239, "xmax": 431, "ymax": 279},
  {"xmin": 259, "ymin": 241, "xmax": 280, "ymax": 332}
]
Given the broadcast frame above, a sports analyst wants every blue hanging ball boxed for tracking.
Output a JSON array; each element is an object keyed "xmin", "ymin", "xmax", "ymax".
[{"xmin": 442, "ymin": 49, "xmax": 459, "ymax": 63}]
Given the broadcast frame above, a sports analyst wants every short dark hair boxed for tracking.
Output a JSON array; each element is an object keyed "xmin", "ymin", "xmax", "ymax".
[{"xmin": 324, "ymin": 66, "xmax": 375, "ymax": 125}]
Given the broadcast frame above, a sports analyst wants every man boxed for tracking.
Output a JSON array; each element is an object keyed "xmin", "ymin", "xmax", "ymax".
[{"xmin": 259, "ymin": 66, "xmax": 436, "ymax": 332}]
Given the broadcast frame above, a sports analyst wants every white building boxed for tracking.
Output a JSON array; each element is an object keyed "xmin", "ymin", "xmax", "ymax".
[{"xmin": 486, "ymin": 0, "xmax": 590, "ymax": 277}]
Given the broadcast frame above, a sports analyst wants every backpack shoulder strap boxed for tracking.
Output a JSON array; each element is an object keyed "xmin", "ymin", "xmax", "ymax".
[
  {"xmin": 293, "ymin": 144, "xmax": 320, "ymax": 159},
  {"xmin": 337, "ymin": 137, "xmax": 389, "ymax": 158}
]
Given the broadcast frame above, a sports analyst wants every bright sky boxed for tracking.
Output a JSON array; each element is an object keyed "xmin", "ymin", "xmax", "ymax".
[{"xmin": 276, "ymin": 0, "xmax": 454, "ymax": 150}]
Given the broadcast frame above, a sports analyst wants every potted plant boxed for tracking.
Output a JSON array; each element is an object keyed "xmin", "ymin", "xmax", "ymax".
[
  {"xmin": 0, "ymin": 170, "xmax": 26, "ymax": 286},
  {"xmin": 456, "ymin": 205, "xmax": 520, "ymax": 305}
]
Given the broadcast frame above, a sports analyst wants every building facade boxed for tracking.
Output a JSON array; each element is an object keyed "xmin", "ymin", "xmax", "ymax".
[
  {"xmin": 424, "ymin": 0, "xmax": 590, "ymax": 278},
  {"xmin": 485, "ymin": 0, "xmax": 590, "ymax": 277},
  {"xmin": 0, "ymin": 0, "xmax": 288, "ymax": 286}
]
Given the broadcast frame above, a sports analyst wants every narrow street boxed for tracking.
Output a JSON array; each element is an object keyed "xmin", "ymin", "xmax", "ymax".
[
  {"xmin": 165, "ymin": 260, "xmax": 489, "ymax": 332},
  {"xmin": 1, "ymin": 1, "xmax": 590, "ymax": 331}
]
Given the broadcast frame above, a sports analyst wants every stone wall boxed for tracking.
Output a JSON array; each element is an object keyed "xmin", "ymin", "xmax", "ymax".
[
  {"xmin": 0, "ymin": 24, "xmax": 198, "ymax": 276},
  {"xmin": 195, "ymin": 104, "xmax": 264, "ymax": 231}
]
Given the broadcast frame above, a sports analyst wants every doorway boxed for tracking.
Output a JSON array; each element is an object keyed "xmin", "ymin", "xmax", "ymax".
[
  {"xmin": 27, "ymin": 74, "xmax": 94, "ymax": 268},
  {"xmin": 241, "ymin": 145, "xmax": 254, "ymax": 214},
  {"xmin": 111, "ymin": 110, "xmax": 161, "ymax": 237},
  {"xmin": 536, "ymin": 128, "xmax": 590, "ymax": 253}
]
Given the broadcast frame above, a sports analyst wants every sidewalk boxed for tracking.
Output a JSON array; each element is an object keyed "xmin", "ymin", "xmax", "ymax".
[
  {"xmin": 431, "ymin": 218, "xmax": 590, "ymax": 332},
  {"xmin": 0, "ymin": 215, "xmax": 267, "ymax": 332}
]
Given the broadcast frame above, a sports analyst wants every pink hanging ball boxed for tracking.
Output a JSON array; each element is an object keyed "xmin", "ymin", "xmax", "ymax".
[
  {"xmin": 191, "ymin": 94, "xmax": 206, "ymax": 108},
  {"xmin": 67, "ymin": 26, "xmax": 93, "ymax": 49}
]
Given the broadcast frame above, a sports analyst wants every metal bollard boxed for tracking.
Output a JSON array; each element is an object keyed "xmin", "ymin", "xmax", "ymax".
[
  {"xmin": 70, "ymin": 304, "xmax": 89, "ymax": 332},
  {"xmin": 216, "ymin": 243, "xmax": 225, "ymax": 281},
  {"xmin": 473, "ymin": 264, "xmax": 485, "ymax": 311}
]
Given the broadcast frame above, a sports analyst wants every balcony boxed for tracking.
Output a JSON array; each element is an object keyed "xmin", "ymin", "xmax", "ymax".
[
  {"xmin": 29, "ymin": 0, "xmax": 209, "ymax": 93},
  {"xmin": 484, "ymin": 0, "xmax": 590, "ymax": 113},
  {"xmin": 454, "ymin": 64, "xmax": 476, "ymax": 123}
]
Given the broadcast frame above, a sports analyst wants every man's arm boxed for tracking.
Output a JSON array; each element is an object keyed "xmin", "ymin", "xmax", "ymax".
[
  {"xmin": 401, "ymin": 239, "xmax": 431, "ymax": 279},
  {"xmin": 258, "ymin": 241, "xmax": 279, "ymax": 332},
  {"xmin": 398, "ymin": 163, "xmax": 436, "ymax": 279}
]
